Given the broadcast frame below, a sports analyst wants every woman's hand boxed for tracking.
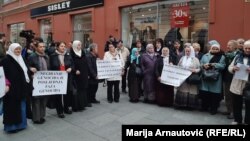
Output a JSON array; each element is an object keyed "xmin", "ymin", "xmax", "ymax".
[
  {"xmin": 247, "ymin": 67, "xmax": 250, "ymax": 73},
  {"xmin": 30, "ymin": 67, "xmax": 37, "ymax": 73},
  {"xmin": 157, "ymin": 77, "xmax": 161, "ymax": 82},
  {"xmin": 233, "ymin": 66, "xmax": 240, "ymax": 72},
  {"xmin": 5, "ymin": 86, "xmax": 9, "ymax": 94},
  {"xmin": 66, "ymin": 68, "xmax": 72, "ymax": 73},
  {"xmin": 76, "ymin": 70, "xmax": 80, "ymax": 75},
  {"xmin": 203, "ymin": 64, "xmax": 210, "ymax": 70}
]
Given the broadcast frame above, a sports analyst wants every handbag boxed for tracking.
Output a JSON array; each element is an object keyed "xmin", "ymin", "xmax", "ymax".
[
  {"xmin": 135, "ymin": 66, "xmax": 142, "ymax": 77},
  {"xmin": 202, "ymin": 69, "xmax": 219, "ymax": 81},
  {"xmin": 186, "ymin": 73, "xmax": 201, "ymax": 84}
]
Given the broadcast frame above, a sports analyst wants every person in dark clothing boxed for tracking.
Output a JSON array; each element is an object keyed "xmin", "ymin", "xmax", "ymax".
[
  {"xmin": 164, "ymin": 28, "xmax": 183, "ymax": 49},
  {"xmin": 0, "ymin": 33, "xmax": 6, "ymax": 62},
  {"xmin": 155, "ymin": 38, "xmax": 164, "ymax": 55},
  {"xmin": 104, "ymin": 35, "xmax": 117, "ymax": 52},
  {"xmin": 155, "ymin": 47, "xmax": 175, "ymax": 106},
  {"xmin": 0, "ymin": 43, "xmax": 33, "ymax": 133},
  {"xmin": 50, "ymin": 42, "xmax": 74, "ymax": 118},
  {"xmin": 125, "ymin": 48, "xmax": 142, "ymax": 102},
  {"xmin": 70, "ymin": 40, "xmax": 89, "ymax": 111},
  {"xmin": 28, "ymin": 42, "xmax": 50, "ymax": 124},
  {"xmin": 170, "ymin": 40, "xmax": 184, "ymax": 64},
  {"xmin": 86, "ymin": 43, "xmax": 100, "ymax": 104}
]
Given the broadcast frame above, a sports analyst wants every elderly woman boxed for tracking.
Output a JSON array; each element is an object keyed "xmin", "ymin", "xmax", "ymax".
[
  {"xmin": 125, "ymin": 48, "xmax": 142, "ymax": 102},
  {"xmin": 0, "ymin": 43, "xmax": 32, "ymax": 133},
  {"xmin": 155, "ymin": 47, "xmax": 176, "ymax": 106},
  {"xmin": 229, "ymin": 40, "xmax": 250, "ymax": 125},
  {"xmin": 200, "ymin": 41, "xmax": 225, "ymax": 115},
  {"xmin": 174, "ymin": 46, "xmax": 201, "ymax": 109},
  {"xmin": 104, "ymin": 43, "xmax": 124, "ymax": 103},
  {"xmin": 141, "ymin": 43, "xmax": 159, "ymax": 103}
]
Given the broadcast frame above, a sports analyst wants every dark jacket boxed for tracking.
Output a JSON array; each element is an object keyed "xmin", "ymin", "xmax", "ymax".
[
  {"xmin": 86, "ymin": 52, "xmax": 99, "ymax": 84},
  {"xmin": 125, "ymin": 56, "xmax": 142, "ymax": 80},
  {"xmin": 0, "ymin": 55, "xmax": 32, "ymax": 124},
  {"xmin": 70, "ymin": 49, "xmax": 89, "ymax": 89},
  {"xmin": 28, "ymin": 52, "xmax": 50, "ymax": 71},
  {"xmin": 50, "ymin": 51, "xmax": 74, "ymax": 91},
  {"xmin": 155, "ymin": 56, "xmax": 175, "ymax": 78}
]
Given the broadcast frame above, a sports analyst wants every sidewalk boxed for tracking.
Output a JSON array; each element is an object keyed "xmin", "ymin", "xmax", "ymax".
[{"xmin": 0, "ymin": 86, "xmax": 233, "ymax": 141}]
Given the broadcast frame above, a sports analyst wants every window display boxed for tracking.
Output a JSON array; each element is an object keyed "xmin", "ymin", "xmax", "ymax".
[
  {"xmin": 72, "ymin": 13, "xmax": 92, "ymax": 49},
  {"xmin": 10, "ymin": 23, "xmax": 25, "ymax": 44},
  {"xmin": 121, "ymin": 0, "xmax": 209, "ymax": 51},
  {"xmin": 40, "ymin": 19, "xmax": 52, "ymax": 46}
]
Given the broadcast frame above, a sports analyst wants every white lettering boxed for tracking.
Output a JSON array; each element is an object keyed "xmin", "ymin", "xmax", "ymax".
[{"xmin": 47, "ymin": 1, "xmax": 71, "ymax": 12}]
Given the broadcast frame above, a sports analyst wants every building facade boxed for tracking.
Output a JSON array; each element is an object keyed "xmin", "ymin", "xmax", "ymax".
[{"xmin": 0, "ymin": 0, "xmax": 250, "ymax": 56}]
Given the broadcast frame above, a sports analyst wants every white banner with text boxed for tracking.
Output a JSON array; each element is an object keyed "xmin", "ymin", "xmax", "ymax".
[
  {"xmin": 32, "ymin": 71, "xmax": 68, "ymax": 96},
  {"xmin": 0, "ymin": 67, "xmax": 6, "ymax": 98},
  {"xmin": 97, "ymin": 60, "xmax": 122, "ymax": 79},
  {"xmin": 160, "ymin": 64, "xmax": 192, "ymax": 87}
]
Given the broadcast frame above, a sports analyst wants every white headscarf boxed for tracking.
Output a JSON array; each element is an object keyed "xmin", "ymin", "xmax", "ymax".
[
  {"xmin": 72, "ymin": 40, "xmax": 82, "ymax": 57},
  {"xmin": 181, "ymin": 46, "xmax": 195, "ymax": 68},
  {"xmin": 7, "ymin": 43, "xmax": 30, "ymax": 83}
]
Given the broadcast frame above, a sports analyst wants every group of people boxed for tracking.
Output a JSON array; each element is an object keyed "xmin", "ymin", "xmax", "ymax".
[
  {"xmin": 0, "ymin": 37, "xmax": 101, "ymax": 133},
  {"xmin": 0, "ymin": 34, "xmax": 249, "ymax": 134},
  {"xmin": 106, "ymin": 37, "xmax": 249, "ymax": 126}
]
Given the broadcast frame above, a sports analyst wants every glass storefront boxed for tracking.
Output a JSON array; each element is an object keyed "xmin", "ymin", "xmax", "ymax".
[
  {"xmin": 121, "ymin": 0, "xmax": 209, "ymax": 51},
  {"xmin": 40, "ymin": 19, "xmax": 52, "ymax": 46},
  {"xmin": 10, "ymin": 23, "xmax": 25, "ymax": 44},
  {"xmin": 72, "ymin": 13, "xmax": 93, "ymax": 49}
]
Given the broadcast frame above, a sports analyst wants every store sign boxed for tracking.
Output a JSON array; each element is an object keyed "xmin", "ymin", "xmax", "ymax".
[
  {"xmin": 170, "ymin": 2, "xmax": 190, "ymax": 28},
  {"xmin": 31, "ymin": 0, "xmax": 104, "ymax": 18}
]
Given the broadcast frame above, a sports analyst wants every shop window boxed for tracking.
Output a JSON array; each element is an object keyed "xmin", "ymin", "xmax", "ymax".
[
  {"xmin": 3, "ymin": 0, "xmax": 16, "ymax": 4},
  {"xmin": 10, "ymin": 23, "xmax": 25, "ymax": 44},
  {"xmin": 121, "ymin": 0, "xmax": 209, "ymax": 52},
  {"xmin": 72, "ymin": 13, "xmax": 92, "ymax": 49},
  {"xmin": 40, "ymin": 19, "xmax": 52, "ymax": 46}
]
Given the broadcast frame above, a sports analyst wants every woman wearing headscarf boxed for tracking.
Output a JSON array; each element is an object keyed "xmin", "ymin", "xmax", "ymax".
[
  {"xmin": 50, "ymin": 42, "xmax": 74, "ymax": 118},
  {"xmin": 200, "ymin": 42, "xmax": 225, "ymax": 115},
  {"xmin": 125, "ymin": 48, "xmax": 141, "ymax": 102},
  {"xmin": 70, "ymin": 40, "xmax": 89, "ymax": 111},
  {"xmin": 155, "ymin": 47, "xmax": 175, "ymax": 106},
  {"xmin": 0, "ymin": 43, "xmax": 32, "ymax": 133},
  {"xmin": 141, "ymin": 43, "xmax": 159, "ymax": 103},
  {"xmin": 175, "ymin": 46, "xmax": 201, "ymax": 109}
]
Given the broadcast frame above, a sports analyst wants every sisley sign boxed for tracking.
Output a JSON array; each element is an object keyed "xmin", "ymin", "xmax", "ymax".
[
  {"xmin": 47, "ymin": 1, "xmax": 71, "ymax": 12},
  {"xmin": 31, "ymin": 0, "xmax": 104, "ymax": 18}
]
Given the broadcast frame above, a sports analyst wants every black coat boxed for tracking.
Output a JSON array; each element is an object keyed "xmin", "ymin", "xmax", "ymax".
[
  {"xmin": 86, "ymin": 52, "xmax": 99, "ymax": 84},
  {"xmin": 70, "ymin": 49, "xmax": 89, "ymax": 89},
  {"xmin": 155, "ymin": 56, "xmax": 175, "ymax": 78},
  {"xmin": 125, "ymin": 56, "xmax": 142, "ymax": 80},
  {"xmin": 50, "ymin": 52, "xmax": 74, "ymax": 91},
  {"xmin": 0, "ymin": 55, "xmax": 32, "ymax": 124}
]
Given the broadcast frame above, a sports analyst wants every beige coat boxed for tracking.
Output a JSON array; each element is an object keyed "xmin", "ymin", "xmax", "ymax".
[
  {"xmin": 228, "ymin": 57, "xmax": 249, "ymax": 95},
  {"xmin": 177, "ymin": 56, "xmax": 201, "ymax": 95}
]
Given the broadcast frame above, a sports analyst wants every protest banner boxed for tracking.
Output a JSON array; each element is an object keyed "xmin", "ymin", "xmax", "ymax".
[
  {"xmin": 97, "ymin": 60, "xmax": 122, "ymax": 79},
  {"xmin": 160, "ymin": 64, "xmax": 192, "ymax": 87},
  {"xmin": 0, "ymin": 67, "xmax": 6, "ymax": 98},
  {"xmin": 32, "ymin": 71, "xmax": 68, "ymax": 96}
]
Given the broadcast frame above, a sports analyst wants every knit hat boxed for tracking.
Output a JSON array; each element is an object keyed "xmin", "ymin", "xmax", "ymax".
[{"xmin": 208, "ymin": 40, "xmax": 220, "ymax": 49}]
